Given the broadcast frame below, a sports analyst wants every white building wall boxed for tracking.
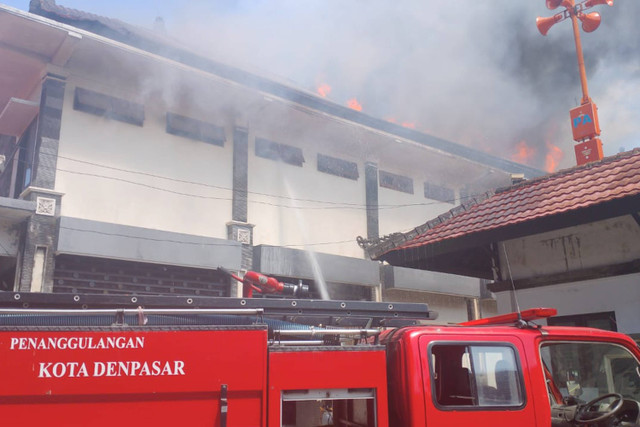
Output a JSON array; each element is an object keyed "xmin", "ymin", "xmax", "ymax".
[
  {"xmin": 384, "ymin": 289, "xmax": 470, "ymax": 324},
  {"xmin": 51, "ymin": 61, "xmax": 510, "ymax": 271},
  {"xmin": 377, "ymin": 163, "xmax": 456, "ymax": 237},
  {"xmin": 247, "ymin": 129, "xmax": 367, "ymax": 259},
  {"xmin": 55, "ymin": 82, "xmax": 234, "ymax": 239},
  {"xmin": 495, "ymin": 273, "xmax": 640, "ymax": 335},
  {"xmin": 55, "ymin": 77, "xmax": 460, "ymax": 260}
]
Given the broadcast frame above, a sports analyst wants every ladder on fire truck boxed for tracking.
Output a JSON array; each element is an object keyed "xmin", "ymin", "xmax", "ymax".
[{"xmin": 0, "ymin": 291, "xmax": 437, "ymax": 344}]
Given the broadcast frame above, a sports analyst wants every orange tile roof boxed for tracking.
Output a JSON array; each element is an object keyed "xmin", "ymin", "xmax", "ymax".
[{"xmin": 374, "ymin": 149, "xmax": 640, "ymax": 258}]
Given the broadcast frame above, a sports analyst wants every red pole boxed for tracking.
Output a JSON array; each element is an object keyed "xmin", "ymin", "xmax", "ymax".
[{"xmin": 567, "ymin": 2, "xmax": 590, "ymax": 104}]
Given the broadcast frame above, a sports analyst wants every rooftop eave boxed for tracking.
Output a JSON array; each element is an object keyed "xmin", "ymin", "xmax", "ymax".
[
  {"xmin": 376, "ymin": 192, "xmax": 640, "ymax": 279},
  {"xmin": 361, "ymin": 191, "xmax": 496, "ymax": 260}
]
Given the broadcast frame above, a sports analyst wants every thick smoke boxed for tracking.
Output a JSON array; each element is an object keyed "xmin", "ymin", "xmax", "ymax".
[{"xmin": 63, "ymin": 0, "xmax": 640, "ymax": 171}]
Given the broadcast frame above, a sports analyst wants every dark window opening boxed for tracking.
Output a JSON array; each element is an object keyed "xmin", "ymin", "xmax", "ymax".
[
  {"xmin": 379, "ymin": 170, "xmax": 413, "ymax": 194},
  {"xmin": 430, "ymin": 343, "xmax": 524, "ymax": 409},
  {"xmin": 460, "ymin": 186, "xmax": 470, "ymax": 203},
  {"xmin": 166, "ymin": 113, "xmax": 225, "ymax": 146},
  {"xmin": 459, "ymin": 186, "xmax": 485, "ymax": 204},
  {"xmin": 0, "ymin": 134, "xmax": 18, "ymax": 198},
  {"xmin": 0, "ymin": 255, "xmax": 17, "ymax": 291},
  {"xmin": 9, "ymin": 118, "xmax": 39, "ymax": 197},
  {"xmin": 424, "ymin": 182, "xmax": 455, "ymax": 204},
  {"xmin": 255, "ymin": 137, "xmax": 304, "ymax": 167},
  {"xmin": 547, "ymin": 311, "xmax": 617, "ymax": 331},
  {"xmin": 317, "ymin": 153, "xmax": 359, "ymax": 180},
  {"xmin": 74, "ymin": 87, "xmax": 144, "ymax": 126}
]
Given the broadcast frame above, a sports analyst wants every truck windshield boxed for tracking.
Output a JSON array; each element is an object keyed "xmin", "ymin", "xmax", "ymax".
[{"xmin": 540, "ymin": 342, "xmax": 640, "ymax": 402}]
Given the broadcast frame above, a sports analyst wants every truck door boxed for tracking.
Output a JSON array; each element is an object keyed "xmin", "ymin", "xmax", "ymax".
[{"xmin": 419, "ymin": 336, "xmax": 540, "ymax": 427}]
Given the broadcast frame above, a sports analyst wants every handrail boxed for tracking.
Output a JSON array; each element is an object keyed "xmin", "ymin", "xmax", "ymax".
[
  {"xmin": 0, "ymin": 308, "xmax": 264, "ymax": 316},
  {"xmin": 273, "ymin": 328, "xmax": 380, "ymax": 337}
]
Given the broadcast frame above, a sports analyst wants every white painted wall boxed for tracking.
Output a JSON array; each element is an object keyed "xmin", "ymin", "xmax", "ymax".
[
  {"xmin": 384, "ymin": 289, "xmax": 470, "ymax": 324},
  {"xmin": 56, "ymin": 82, "xmax": 234, "ymax": 239},
  {"xmin": 501, "ymin": 216, "xmax": 640, "ymax": 280},
  {"xmin": 495, "ymin": 273, "xmax": 640, "ymax": 335},
  {"xmin": 247, "ymin": 128, "xmax": 367, "ymax": 259},
  {"xmin": 377, "ymin": 169, "xmax": 456, "ymax": 237},
  {"xmin": 56, "ymin": 78, "xmax": 460, "ymax": 260},
  {"xmin": 53, "ymin": 64, "xmax": 511, "ymax": 265}
]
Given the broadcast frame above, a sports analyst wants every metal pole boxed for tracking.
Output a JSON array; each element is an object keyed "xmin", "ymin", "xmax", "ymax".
[
  {"xmin": 0, "ymin": 308, "xmax": 264, "ymax": 315},
  {"xmin": 273, "ymin": 328, "xmax": 380, "ymax": 337},
  {"xmin": 568, "ymin": 3, "xmax": 590, "ymax": 103}
]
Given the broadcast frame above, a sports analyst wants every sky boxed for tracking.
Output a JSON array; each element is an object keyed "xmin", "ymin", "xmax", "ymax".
[{"xmin": 3, "ymin": 0, "xmax": 640, "ymax": 172}]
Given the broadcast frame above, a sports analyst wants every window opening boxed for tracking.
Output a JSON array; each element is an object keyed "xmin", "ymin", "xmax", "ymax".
[
  {"xmin": 317, "ymin": 154, "xmax": 359, "ymax": 180},
  {"xmin": 378, "ymin": 170, "xmax": 413, "ymax": 194},
  {"xmin": 424, "ymin": 182, "xmax": 455, "ymax": 204},
  {"xmin": 74, "ymin": 87, "xmax": 144, "ymax": 126},
  {"xmin": 166, "ymin": 113, "xmax": 225, "ymax": 146},
  {"xmin": 12, "ymin": 117, "xmax": 38, "ymax": 197},
  {"xmin": 430, "ymin": 343, "xmax": 524, "ymax": 408},
  {"xmin": 255, "ymin": 137, "xmax": 304, "ymax": 167}
]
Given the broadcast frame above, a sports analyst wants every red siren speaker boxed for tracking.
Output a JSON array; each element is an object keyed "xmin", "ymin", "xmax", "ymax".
[
  {"xmin": 584, "ymin": 0, "xmax": 613, "ymax": 7},
  {"xmin": 579, "ymin": 12, "xmax": 602, "ymax": 32},
  {"xmin": 536, "ymin": 15, "xmax": 562, "ymax": 35},
  {"xmin": 546, "ymin": 0, "xmax": 563, "ymax": 9}
]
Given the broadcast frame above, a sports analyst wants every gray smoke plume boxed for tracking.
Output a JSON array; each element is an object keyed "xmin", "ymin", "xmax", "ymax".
[{"xmin": 60, "ymin": 0, "xmax": 640, "ymax": 171}]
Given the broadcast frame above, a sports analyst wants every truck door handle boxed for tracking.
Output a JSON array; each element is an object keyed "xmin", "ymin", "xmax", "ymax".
[{"xmin": 220, "ymin": 384, "xmax": 228, "ymax": 427}]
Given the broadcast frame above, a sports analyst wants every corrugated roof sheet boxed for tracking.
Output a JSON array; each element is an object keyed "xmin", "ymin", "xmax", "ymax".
[{"xmin": 375, "ymin": 148, "xmax": 640, "ymax": 257}]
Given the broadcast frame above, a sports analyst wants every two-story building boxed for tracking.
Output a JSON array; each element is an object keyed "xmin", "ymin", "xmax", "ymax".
[{"xmin": 0, "ymin": 1, "xmax": 541, "ymax": 322}]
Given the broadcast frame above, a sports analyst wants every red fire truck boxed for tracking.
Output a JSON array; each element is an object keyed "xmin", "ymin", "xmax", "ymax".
[{"xmin": 0, "ymin": 289, "xmax": 638, "ymax": 427}]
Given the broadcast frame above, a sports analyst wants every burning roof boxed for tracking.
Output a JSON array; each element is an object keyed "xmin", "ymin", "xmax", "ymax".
[{"xmin": 26, "ymin": 0, "xmax": 542, "ymax": 179}]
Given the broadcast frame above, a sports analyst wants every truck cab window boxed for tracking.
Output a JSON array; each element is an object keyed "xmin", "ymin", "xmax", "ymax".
[
  {"xmin": 541, "ymin": 342, "xmax": 640, "ymax": 426},
  {"xmin": 430, "ymin": 344, "xmax": 524, "ymax": 409},
  {"xmin": 540, "ymin": 342, "xmax": 640, "ymax": 403}
]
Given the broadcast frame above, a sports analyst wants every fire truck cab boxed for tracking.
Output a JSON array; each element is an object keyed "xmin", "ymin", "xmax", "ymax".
[
  {"xmin": 383, "ymin": 322, "xmax": 640, "ymax": 427},
  {"xmin": 0, "ymin": 293, "xmax": 638, "ymax": 427}
]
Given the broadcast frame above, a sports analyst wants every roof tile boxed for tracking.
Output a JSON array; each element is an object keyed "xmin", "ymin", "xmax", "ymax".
[{"xmin": 375, "ymin": 149, "xmax": 640, "ymax": 257}]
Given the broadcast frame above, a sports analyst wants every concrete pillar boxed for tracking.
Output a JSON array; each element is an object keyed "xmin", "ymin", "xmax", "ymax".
[
  {"xmin": 232, "ymin": 128, "xmax": 249, "ymax": 223},
  {"xmin": 16, "ymin": 73, "xmax": 66, "ymax": 293},
  {"xmin": 364, "ymin": 162, "xmax": 379, "ymax": 240},
  {"xmin": 229, "ymin": 128, "xmax": 253, "ymax": 286},
  {"xmin": 17, "ymin": 189, "xmax": 63, "ymax": 292},
  {"xmin": 31, "ymin": 74, "xmax": 66, "ymax": 190}
]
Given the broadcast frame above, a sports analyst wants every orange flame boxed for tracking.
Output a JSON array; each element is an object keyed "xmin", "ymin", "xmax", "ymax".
[
  {"xmin": 347, "ymin": 98, "xmax": 362, "ymax": 111},
  {"xmin": 317, "ymin": 83, "xmax": 331, "ymax": 98},
  {"xmin": 545, "ymin": 141, "xmax": 564, "ymax": 173},
  {"xmin": 386, "ymin": 118, "xmax": 416, "ymax": 129},
  {"xmin": 511, "ymin": 140, "xmax": 536, "ymax": 164}
]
